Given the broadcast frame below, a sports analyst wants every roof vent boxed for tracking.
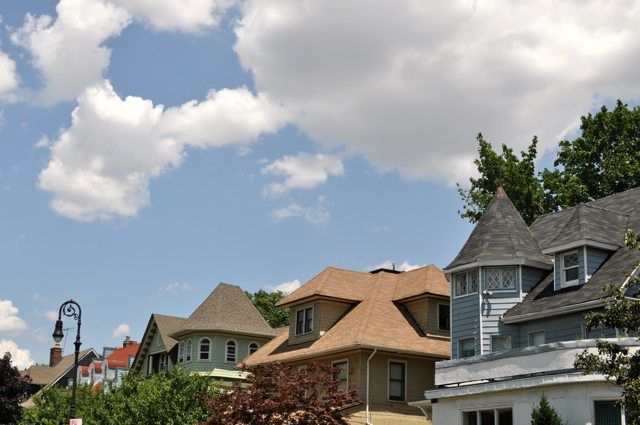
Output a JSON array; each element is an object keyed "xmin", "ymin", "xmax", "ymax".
[{"xmin": 369, "ymin": 267, "xmax": 402, "ymax": 275}]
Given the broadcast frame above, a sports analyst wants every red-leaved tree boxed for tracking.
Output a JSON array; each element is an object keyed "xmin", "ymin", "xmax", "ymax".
[{"xmin": 202, "ymin": 362, "xmax": 360, "ymax": 425}]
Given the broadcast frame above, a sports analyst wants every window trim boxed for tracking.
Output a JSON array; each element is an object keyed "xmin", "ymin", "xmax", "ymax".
[
  {"xmin": 528, "ymin": 330, "xmax": 545, "ymax": 346},
  {"xmin": 453, "ymin": 269, "xmax": 480, "ymax": 298},
  {"xmin": 561, "ymin": 251, "xmax": 580, "ymax": 288},
  {"xmin": 178, "ymin": 341, "xmax": 185, "ymax": 364},
  {"xmin": 331, "ymin": 358, "xmax": 349, "ymax": 391},
  {"xmin": 248, "ymin": 342, "xmax": 260, "ymax": 356},
  {"xmin": 225, "ymin": 339, "xmax": 238, "ymax": 363},
  {"xmin": 294, "ymin": 306, "xmax": 314, "ymax": 335},
  {"xmin": 387, "ymin": 359, "xmax": 407, "ymax": 402},
  {"xmin": 484, "ymin": 267, "xmax": 518, "ymax": 292},
  {"xmin": 186, "ymin": 339, "xmax": 192, "ymax": 363},
  {"xmin": 461, "ymin": 407, "xmax": 514, "ymax": 425},
  {"xmin": 437, "ymin": 301, "xmax": 450, "ymax": 331},
  {"xmin": 198, "ymin": 337, "xmax": 211, "ymax": 362},
  {"xmin": 591, "ymin": 397, "xmax": 624, "ymax": 425},
  {"xmin": 458, "ymin": 337, "xmax": 476, "ymax": 359},
  {"xmin": 490, "ymin": 335, "xmax": 512, "ymax": 353}
]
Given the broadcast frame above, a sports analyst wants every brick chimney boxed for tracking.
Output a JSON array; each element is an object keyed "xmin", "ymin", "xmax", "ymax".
[
  {"xmin": 49, "ymin": 343, "xmax": 62, "ymax": 367},
  {"xmin": 122, "ymin": 336, "xmax": 136, "ymax": 348}
]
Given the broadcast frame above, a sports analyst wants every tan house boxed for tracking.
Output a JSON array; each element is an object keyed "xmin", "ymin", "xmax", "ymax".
[{"xmin": 243, "ymin": 265, "xmax": 450, "ymax": 425}]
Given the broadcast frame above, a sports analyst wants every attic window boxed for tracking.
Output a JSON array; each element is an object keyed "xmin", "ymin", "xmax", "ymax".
[
  {"xmin": 562, "ymin": 252, "xmax": 579, "ymax": 287},
  {"xmin": 295, "ymin": 306, "xmax": 314, "ymax": 335},
  {"xmin": 454, "ymin": 269, "xmax": 479, "ymax": 297}
]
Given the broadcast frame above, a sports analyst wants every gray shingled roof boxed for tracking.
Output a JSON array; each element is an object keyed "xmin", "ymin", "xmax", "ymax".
[
  {"xmin": 446, "ymin": 187, "xmax": 552, "ymax": 271},
  {"xmin": 170, "ymin": 283, "xmax": 278, "ymax": 338},
  {"xmin": 153, "ymin": 314, "xmax": 186, "ymax": 352}
]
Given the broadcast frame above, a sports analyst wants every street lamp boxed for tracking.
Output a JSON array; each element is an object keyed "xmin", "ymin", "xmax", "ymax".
[{"xmin": 52, "ymin": 300, "xmax": 82, "ymax": 420}]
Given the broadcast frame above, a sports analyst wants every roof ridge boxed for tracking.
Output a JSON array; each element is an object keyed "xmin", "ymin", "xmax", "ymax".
[
  {"xmin": 582, "ymin": 202, "xmax": 630, "ymax": 217},
  {"xmin": 547, "ymin": 205, "xmax": 581, "ymax": 247}
]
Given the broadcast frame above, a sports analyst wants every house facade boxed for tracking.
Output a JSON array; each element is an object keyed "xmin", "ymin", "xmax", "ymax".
[
  {"xmin": 80, "ymin": 337, "xmax": 140, "ymax": 390},
  {"xmin": 413, "ymin": 186, "xmax": 640, "ymax": 425},
  {"xmin": 132, "ymin": 283, "xmax": 278, "ymax": 381},
  {"xmin": 243, "ymin": 265, "xmax": 451, "ymax": 425}
]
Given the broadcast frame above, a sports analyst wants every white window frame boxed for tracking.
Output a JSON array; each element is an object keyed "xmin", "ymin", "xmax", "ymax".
[
  {"xmin": 462, "ymin": 407, "xmax": 514, "ymax": 425},
  {"xmin": 178, "ymin": 341, "xmax": 185, "ymax": 364},
  {"xmin": 490, "ymin": 335, "xmax": 512, "ymax": 352},
  {"xmin": 484, "ymin": 267, "xmax": 518, "ymax": 292},
  {"xmin": 198, "ymin": 337, "xmax": 211, "ymax": 362},
  {"xmin": 458, "ymin": 338, "xmax": 476, "ymax": 359},
  {"xmin": 528, "ymin": 330, "xmax": 545, "ymax": 346},
  {"xmin": 437, "ymin": 301, "xmax": 450, "ymax": 331},
  {"xmin": 186, "ymin": 339, "xmax": 192, "ymax": 362},
  {"xmin": 453, "ymin": 269, "xmax": 479, "ymax": 298},
  {"xmin": 295, "ymin": 306, "xmax": 314, "ymax": 335},
  {"xmin": 387, "ymin": 359, "xmax": 407, "ymax": 402},
  {"xmin": 248, "ymin": 342, "xmax": 260, "ymax": 356},
  {"xmin": 561, "ymin": 251, "xmax": 580, "ymax": 288},
  {"xmin": 331, "ymin": 359, "xmax": 349, "ymax": 391},
  {"xmin": 225, "ymin": 339, "xmax": 237, "ymax": 363},
  {"xmin": 591, "ymin": 398, "xmax": 625, "ymax": 425}
]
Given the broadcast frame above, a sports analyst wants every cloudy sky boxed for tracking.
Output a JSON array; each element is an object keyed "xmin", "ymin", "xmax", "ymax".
[{"xmin": 1, "ymin": 0, "xmax": 639, "ymax": 367}]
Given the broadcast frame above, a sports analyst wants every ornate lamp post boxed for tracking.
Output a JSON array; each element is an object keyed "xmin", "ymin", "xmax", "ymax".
[{"xmin": 52, "ymin": 300, "xmax": 82, "ymax": 420}]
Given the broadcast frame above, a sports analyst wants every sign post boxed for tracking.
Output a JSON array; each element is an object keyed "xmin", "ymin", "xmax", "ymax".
[{"xmin": 69, "ymin": 419, "xmax": 83, "ymax": 425}]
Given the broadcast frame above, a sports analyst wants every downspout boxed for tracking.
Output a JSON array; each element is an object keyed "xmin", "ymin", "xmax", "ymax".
[{"xmin": 366, "ymin": 348, "xmax": 378, "ymax": 425}]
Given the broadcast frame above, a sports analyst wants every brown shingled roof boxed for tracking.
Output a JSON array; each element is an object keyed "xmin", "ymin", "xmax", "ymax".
[
  {"xmin": 244, "ymin": 265, "xmax": 450, "ymax": 366},
  {"xmin": 23, "ymin": 349, "xmax": 96, "ymax": 386}
]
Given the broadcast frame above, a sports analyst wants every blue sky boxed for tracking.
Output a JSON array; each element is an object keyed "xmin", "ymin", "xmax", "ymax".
[{"xmin": 1, "ymin": 0, "xmax": 639, "ymax": 367}]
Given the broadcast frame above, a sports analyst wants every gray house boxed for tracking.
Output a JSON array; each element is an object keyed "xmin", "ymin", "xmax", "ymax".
[{"xmin": 413, "ymin": 186, "xmax": 640, "ymax": 425}]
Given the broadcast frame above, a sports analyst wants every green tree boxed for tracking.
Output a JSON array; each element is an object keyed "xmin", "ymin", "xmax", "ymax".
[
  {"xmin": 0, "ymin": 352, "xmax": 31, "ymax": 424},
  {"xmin": 457, "ymin": 134, "xmax": 548, "ymax": 225},
  {"xmin": 574, "ymin": 230, "xmax": 640, "ymax": 425},
  {"xmin": 246, "ymin": 289, "xmax": 290, "ymax": 328},
  {"xmin": 530, "ymin": 394, "xmax": 564, "ymax": 425}
]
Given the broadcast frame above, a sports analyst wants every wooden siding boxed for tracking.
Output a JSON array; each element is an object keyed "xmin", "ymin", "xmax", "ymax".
[
  {"xmin": 451, "ymin": 290, "xmax": 479, "ymax": 359},
  {"xmin": 480, "ymin": 296, "xmax": 520, "ymax": 353},
  {"xmin": 516, "ymin": 313, "xmax": 585, "ymax": 347},
  {"xmin": 405, "ymin": 299, "xmax": 428, "ymax": 333},
  {"xmin": 426, "ymin": 298, "xmax": 449, "ymax": 337},
  {"xmin": 288, "ymin": 300, "xmax": 351, "ymax": 345},
  {"xmin": 521, "ymin": 266, "xmax": 547, "ymax": 294},
  {"xmin": 587, "ymin": 247, "xmax": 611, "ymax": 277}
]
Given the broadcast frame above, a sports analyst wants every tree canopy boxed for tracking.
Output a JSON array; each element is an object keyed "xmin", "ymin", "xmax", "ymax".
[
  {"xmin": 246, "ymin": 289, "xmax": 290, "ymax": 328},
  {"xmin": 0, "ymin": 352, "xmax": 31, "ymax": 425},
  {"xmin": 530, "ymin": 394, "xmax": 564, "ymax": 425},
  {"xmin": 459, "ymin": 101, "xmax": 640, "ymax": 225}
]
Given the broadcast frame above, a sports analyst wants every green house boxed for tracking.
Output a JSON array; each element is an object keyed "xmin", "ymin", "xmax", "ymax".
[{"xmin": 131, "ymin": 283, "xmax": 278, "ymax": 381}]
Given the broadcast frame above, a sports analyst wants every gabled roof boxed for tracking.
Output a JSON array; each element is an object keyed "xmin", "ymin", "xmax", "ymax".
[
  {"xmin": 131, "ymin": 313, "xmax": 185, "ymax": 374},
  {"xmin": 170, "ymin": 283, "xmax": 277, "ymax": 338},
  {"xmin": 446, "ymin": 187, "xmax": 551, "ymax": 271},
  {"xmin": 106, "ymin": 343, "xmax": 140, "ymax": 369},
  {"xmin": 244, "ymin": 265, "xmax": 450, "ymax": 366},
  {"xmin": 23, "ymin": 348, "xmax": 97, "ymax": 386}
]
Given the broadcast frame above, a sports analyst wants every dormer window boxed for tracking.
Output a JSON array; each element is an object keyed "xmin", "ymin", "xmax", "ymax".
[
  {"xmin": 562, "ymin": 252, "xmax": 579, "ymax": 287},
  {"xmin": 295, "ymin": 306, "xmax": 314, "ymax": 335}
]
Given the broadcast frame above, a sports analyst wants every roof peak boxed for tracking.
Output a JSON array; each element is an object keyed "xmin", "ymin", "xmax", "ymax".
[{"xmin": 495, "ymin": 185, "xmax": 509, "ymax": 199}]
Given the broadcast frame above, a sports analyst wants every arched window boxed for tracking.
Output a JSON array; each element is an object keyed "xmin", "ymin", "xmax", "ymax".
[
  {"xmin": 248, "ymin": 342, "xmax": 260, "ymax": 356},
  {"xmin": 226, "ymin": 340, "xmax": 237, "ymax": 362},
  {"xmin": 199, "ymin": 338, "xmax": 211, "ymax": 361},
  {"xmin": 186, "ymin": 339, "xmax": 192, "ymax": 362},
  {"xmin": 178, "ymin": 341, "xmax": 185, "ymax": 363}
]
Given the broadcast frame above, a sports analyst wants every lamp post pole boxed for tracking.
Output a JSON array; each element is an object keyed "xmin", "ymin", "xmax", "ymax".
[{"xmin": 52, "ymin": 299, "xmax": 82, "ymax": 420}]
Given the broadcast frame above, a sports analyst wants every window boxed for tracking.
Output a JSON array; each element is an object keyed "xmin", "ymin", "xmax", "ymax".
[
  {"xmin": 388, "ymin": 361, "xmax": 406, "ymax": 401},
  {"xmin": 485, "ymin": 267, "xmax": 517, "ymax": 291},
  {"xmin": 454, "ymin": 269, "xmax": 479, "ymax": 297},
  {"xmin": 295, "ymin": 306, "xmax": 314, "ymax": 335},
  {"xmin": 528, "ymin": 331, "xmax": 545, "ymax": 346},
  {"xmin": 562, "ymin": 252, "xmax": 580, "ymax": 286},
  {"xmin": 226, "ymin": 340, "xmax": 237, "ymax": 362},
  {"xmin": 463, "ymin": 408, "xmax": 513, "ymax": 425},
  {"xmin": 594, "ymin": 400, "xmax": 622, "ymax": 425},
  {"xmin": 491, "ymin": 335, "xmax": 511, "ymax": 352},
  {"xmin": 248, "ymin": 342, "xmax": 260, "ymax": 356},
  {"xmin": 437, "ymin": 303, "xmax": 450, "ymax": 331},
  {"xmin": 459, "ymin": 338, "xmax": 475, "ymax": 358},
  {"xmin": 178, "ymin": 341, "xmax": 185, "ymax": 363},
  {"xmin": 186, "ymin": 339, "xmax": 192, "ymax": 362},
  {"xmin": 332, "ymin": 360, "xmax": 349, "ymax": 391},
  {"xmin": 199, "ymin": 338, "xmax": 211, "ymax": 361}
]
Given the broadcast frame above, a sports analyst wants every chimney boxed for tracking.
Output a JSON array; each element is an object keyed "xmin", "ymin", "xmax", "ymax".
[
  {"xmin": 122, "ymin": 336, "xmax": 136, "ymax": 348},
  {"xmin": 49, "ymin": 343, "xmax": 62, "ymax": 367}
]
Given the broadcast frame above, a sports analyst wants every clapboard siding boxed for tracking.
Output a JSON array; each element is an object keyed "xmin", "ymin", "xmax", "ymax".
[
  {"xmin": 516, "ymin": 313, "xmax": 586, "ymax": 347},
  {"xmin": 587, "ymin": 247, "xmax": 611, "ymax": 277},
  {"xmin": 481, "ymin": 297, "xmax": 520, "ymax": 353},
  {"xmin": 522, "ymin": 266, "xmax": 548, "ymax": 294},
  {"xmin": 451, "ymin": 290, "xmax": 479, "ymax": 359}
]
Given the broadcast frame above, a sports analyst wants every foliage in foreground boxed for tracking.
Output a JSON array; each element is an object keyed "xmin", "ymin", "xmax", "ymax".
[
  {"xmin": 0, "ymin": 352, "xmax": 32, "ymax": 424},
  {"xmin": 530, "ymin": 394, "xmax": 564, "ymax": 425},
  {"xmin": 202, "ymin": 362, "xmax": 360, "ymax": 425},
  {"xmin": 20, "ymin": 368, "xmax": 214, "ymax": 425},
  {"xmin": 574, "ymin": 231, "xmax": 640, "ymax": 425},
  {"xmin": 246, "ymin": 289, "xmax": 290, "ymax": 328}
]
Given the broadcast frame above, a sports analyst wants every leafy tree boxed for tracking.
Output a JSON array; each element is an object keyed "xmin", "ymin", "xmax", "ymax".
[
  {"xmin": 574, "ymin": 229, "xmax": 640, "ymax": 424},
  {"xmin": 530, "ymin": 394, "xmax": 564, "ymax": 425},
  {"xmin": 459, "ymin": 101, "xmax": 640, "ymax": 224},
  {"xmin": 246, "ymin": 289, "xmax": 290, "ymax": 328},
  {"xmin": 203, "ymin": 362, "xmax": 360, "ymax": 425},
  {"xmin": 0, "ymin": 352, "xmax": 31, "ymax": 424},
  {"xmin": 457, "ymin": 134, "xmax": 549, "ymax": 225}
]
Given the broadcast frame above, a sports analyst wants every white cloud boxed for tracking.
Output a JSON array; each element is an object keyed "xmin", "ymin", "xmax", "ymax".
[
  {"xmin": 11, "ymin": 0, "xmax": 131, "ymax": 104},
  {"xmin": 160, "ymin": 282, "xmax": 194, "ymax": 293},
  {"xmin": 262, "ymin": 152, "xmax": 343, "ymax": 196},
  {"xmin": 265, "ymin": 279, "xmax": 301, "ymax": 294},
  {"xmin": 42, "ymin": 310, "xmax": 58, "ymax": 321},
  {"xmin": 0, "ymin": 339, "xmax": 35, "ymax": 369},
  {"xmin": 0, "ymin": 49, "xmax": 19, "ymax": 101},
  {"xmin": 368, "ymin": 260, "xmax": 423, "ymax": 272},
  {"xmin": 32, "ymin": 328, "xmax": 45, "ymax": 342},
  {"xmin": 271, "ymin": 195, "xmax": 330, "ymax": 225},
  {"xmin": 0, "ymin": 300, "xmax": 28, "ymax": 335},
  {"xmin": 38, "ymin": 81, "xmax": 287, "ymax": 221},
  {"xmin": 112, "ymin": 323, "xmax": 130, "ymax": 338},
  {"xmin": 235, "ymin": 0, "xmax": 640, "ymax": 184}
]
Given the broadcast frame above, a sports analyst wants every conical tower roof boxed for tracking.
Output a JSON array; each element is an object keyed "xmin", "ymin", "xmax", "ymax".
[{"xmin": 445, "ymin": 187, "xmax": 551, "ymax": 271}]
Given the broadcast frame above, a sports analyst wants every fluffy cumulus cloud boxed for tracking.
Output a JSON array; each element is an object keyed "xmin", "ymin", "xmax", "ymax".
[
  {"xmin": 0, "ymin": 300, "xmax": 28, "ymax": 335},
  {"xmin": 271, "ymin": 195, "xmax": 330, "ymax": 225},
  {"xmin": 262, "ymin": 152, "xmax": 343, "ymax": 196},
  {"xmin": 235, "ymin": 0, "xmax": 640, "ymax": 183},
  {"xmin": 0, "ymin": 339, "xmax": 35, "ymax": 369},
  {"xmin": 367, "ymin": 260, "xmax": 423, "ymax": 272},
  {"xmin": 0, "ymin": 49, "xmax": 19, "ymax": 101},
  {"xmin": 38, "ymin": 81, "xmax": 288, "ymax": 221},
  {"xmin": 112, "ymin": 323, "xmax": 130, "ymax": 338},
  {"xmin": 265, "ymin": 279, "xmax": 301, "ymax": 294}
]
